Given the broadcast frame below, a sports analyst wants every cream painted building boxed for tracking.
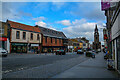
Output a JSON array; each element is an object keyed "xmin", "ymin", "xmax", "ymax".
[
  {"xmin": 7, "ymin": 20, "xmax": 42, "ymax": 53},
  {"xmin": 11, "ymin": 28, "xmax": 41, "ymax": 44}
]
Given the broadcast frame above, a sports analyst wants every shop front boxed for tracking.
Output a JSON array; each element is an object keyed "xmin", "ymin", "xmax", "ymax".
[
  {"xmin": 117, "ymin": 36, "xmax": 120, "ymax": 73},
  {"xmin": 42, "ymin": 46, "xmax": 66, "ymax": 53},
  {"xmin": 0, "ymin": 37, "xmax": 7, "ymax": 49},
  {"xmin": 11, "ymin": 43, "xmax": 28, "ymax": 53},
  {"xmin": 29, "ymin": 43, "xmax": 39, "ymax": 53}
]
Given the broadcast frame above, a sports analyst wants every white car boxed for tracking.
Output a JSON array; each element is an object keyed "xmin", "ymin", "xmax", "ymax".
[{"xmin": 0, "ymin": 48, "xmax": 8, "ymax": 57}]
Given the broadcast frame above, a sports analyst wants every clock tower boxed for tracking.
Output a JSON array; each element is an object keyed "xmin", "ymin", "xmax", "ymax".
[{"xmin": 93, "ymin": 24, "xmax": 101, "ymax": 51}]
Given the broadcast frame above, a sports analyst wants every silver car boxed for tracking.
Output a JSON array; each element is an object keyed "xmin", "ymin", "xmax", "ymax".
[{"xmin": 0, "ymin": 48, "xmax": 8, "ymax": 57}]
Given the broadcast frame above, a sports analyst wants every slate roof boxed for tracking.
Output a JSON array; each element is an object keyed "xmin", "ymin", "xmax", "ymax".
[
  {"xmin": 7, "ymin": 20, "xmax": 40, "ymax": 33},
  {"xmin": 38, "ymin": 26, "xmax": 67, "ymax": 39}
]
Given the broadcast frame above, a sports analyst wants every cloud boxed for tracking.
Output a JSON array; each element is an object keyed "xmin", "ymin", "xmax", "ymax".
[
  {"xmin": 32, "ymin": 16, "xmax": 46, "ymax": 21},
  {"xmin": 35, "ymin": 21, "xmax": 57, "ymax": 30},
  {"xmin": 56, "ymin": 20, "xmax": 71, "ymax": 26},
  {"xmin": 35, "ymin": 21, "xmax": 47, "ymax": 27},
  {"xmin": 2, "ymin": 2, "xmax": 32, "ymax": 21},
  {"xmin": 66, "ymin": 2, "xmax": 105, "ymax": 21},
  {"xmin": 62, "ymin": 18, "xmax": 103, "ymax": 43}
]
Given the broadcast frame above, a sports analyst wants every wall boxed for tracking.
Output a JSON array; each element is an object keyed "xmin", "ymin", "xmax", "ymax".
[
  {"xmin": 42, "ymin": 36, "xmax": 63, "ymax": 46},
  {"xmin": 11, "ymin": 28, "xmax": 41, "ymax": 44},
  {"xmin": 112, "ymin": 13, "xmax": 120, "ymax": 40}
]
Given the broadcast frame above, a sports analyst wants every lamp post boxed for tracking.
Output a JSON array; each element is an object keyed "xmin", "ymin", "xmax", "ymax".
[
  {"xmin": 39, "ymin": 34, "xmax": 40, "ymax": 54},
  {"xmin": 27, "ymin": 36, "xmax": 29, "ymax": 53}
]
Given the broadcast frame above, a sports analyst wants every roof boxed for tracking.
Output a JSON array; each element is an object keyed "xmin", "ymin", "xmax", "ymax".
[
  {"xmin": 38, "ymin": 26, "xmax": 67, "ymax": 39},
  {"xmin": 7, "ymin": 20, "xmax": 40, "ymax": 33},
  {"xmin": 70, "ymin": 39, "xmax": 79, "ymax": 42}
]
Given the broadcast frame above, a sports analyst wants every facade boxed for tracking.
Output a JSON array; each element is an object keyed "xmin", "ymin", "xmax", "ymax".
[
  {"xmin": 38, "ymin": 26, "xmax": 68, "ymax": 53},
  {"xmin": 93, "ymin": 24, "xmax": 101, "ymax": 51},
  {"xmin": 7, "ymin": 20, "xmax": 42, "ymax": 53},
  {"xmin": 79, "ymin": 41, "xmax": 83, "ymax": 49},
  {"xmin": 68, "ymin": 39, "xmax": 74, "ymax": 52},
  {"xmin": 0, "ymin": 21, "xmax": 10, "ymax": 53},
  {"xmin": 102, "ymin": 1, "xmax": 120, "ymax": 73}
]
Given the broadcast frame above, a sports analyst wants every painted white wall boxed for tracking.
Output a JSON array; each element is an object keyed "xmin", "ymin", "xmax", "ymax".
[
  {"xmin": 112, "ymin": 13, "xmax": 120, "ymax": 40},
  {"xmin": 11, "ymin": 28, "xmax": 41, "ymax": 44}
]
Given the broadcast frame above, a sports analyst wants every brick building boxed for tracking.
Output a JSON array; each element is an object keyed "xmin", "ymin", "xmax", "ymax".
[
  {"xmin": 37, "ymin": 26, "xmax": 68, "ymax": 53},
  {"xmin": 7, "ymin": 20, "xmax": 42, "ymax": 53},
  {"xmin": 0, "ymin": 21, "xmax": 10, "ymax": 53}
]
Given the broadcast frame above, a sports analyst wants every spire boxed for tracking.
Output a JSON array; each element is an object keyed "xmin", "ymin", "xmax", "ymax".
[
  {"xmin": 95, "ymin": 24, "xmax": 98, "ymax": 32},
  {"xmin": 95, "ymin": 24, "xmax": 98, "ymax": 29}
]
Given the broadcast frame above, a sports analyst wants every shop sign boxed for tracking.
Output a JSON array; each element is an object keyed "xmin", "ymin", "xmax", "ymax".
[
  {"xmin": 12, "ymin": 43, "xmax": 28, "ymax": 46},
  {"xmin": 31, "ymin": 44, "xmax": 39, "ymax": 46},
  {"xmin": 0, "ymin": 37, "xmax": 7, "ymax": 41},
  {"xmin": 101, "ymin": 0, "xmax": 117, "ymax": 11}
]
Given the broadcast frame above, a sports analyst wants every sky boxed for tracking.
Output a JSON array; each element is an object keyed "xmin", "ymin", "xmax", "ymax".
[{"xmin": 1, "ymin": 2, "xmax": 106, "ymax": 44}]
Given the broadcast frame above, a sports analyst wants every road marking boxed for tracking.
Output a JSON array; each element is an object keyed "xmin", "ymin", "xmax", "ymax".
[{"xmin": 3, "ymin": 67, "xmax": 27, "ymax": 74}]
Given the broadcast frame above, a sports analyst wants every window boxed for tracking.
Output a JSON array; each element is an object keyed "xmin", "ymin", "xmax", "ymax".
[
  {"xmin": 16, "ymin": 31, "xmax": 20, "ymax": 39},
  {"xmin": 0, "ymin": 29, "xmax": 4, "ymax": 34},
  {"xmin": 37, "ymin": 34, "xmax": 39, "ymax": 40},
  {"xmin": 45, "ymin": 37, "xmax": 47, "ymax": 43},
  {"xmin": 51, "ymin": 37, "xmax": 52, "ymax": 43},
  {"xmin": 59, "ymin": 39, "xmax": 61, "ymax": 44},
  {"xmin": 23, "ymin": 32, "xmax": 26, "ymax": 40},
  {"xmin": 55, "ymin": 38, "xmax": 57, "ymax": 44},
  {"xmin": 31, "ymin": 33, "xmax": 33, "ymax": 40}
]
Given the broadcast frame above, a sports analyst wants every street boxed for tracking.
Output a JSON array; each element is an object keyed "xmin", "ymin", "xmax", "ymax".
[{"xmin": 2, "ymin": 52, "xmax": 89, "ymax": 78}]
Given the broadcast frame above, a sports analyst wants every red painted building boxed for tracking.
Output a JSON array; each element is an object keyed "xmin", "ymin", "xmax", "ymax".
[{"xmin": 37, "ymin": 26, "xmax": 68, "ymax": 53}]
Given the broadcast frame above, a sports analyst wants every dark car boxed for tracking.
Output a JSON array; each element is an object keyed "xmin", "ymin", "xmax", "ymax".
[
  {"xmin": 56, "ymin": 50, "xmax": 66, "ymax": 55},
  {"xmin": 86, "ymin": 51, "xmax": 95, "ymax": 58},
  {"xmin": 77, "ymin": 50, "xmax": 84, "ymax": 54}
]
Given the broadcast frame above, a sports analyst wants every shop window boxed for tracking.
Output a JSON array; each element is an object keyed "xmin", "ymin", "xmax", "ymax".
[
  {"xmin": 31, "ymin": 33, "xmax": 33, "ymax": 40},
  {"xmin": 59, "ymin": 39, "xmax": 61, "ymax": 44},
  {"xmin": 16, "ymin": 31, "xmax": 20, "ymax": 39},
  {"xmin": 37, "ymin": 34, "xmax": 39, "ymax": 40},
  {"xmin": 51, "ymin": 37, "xmax": 52, "ymax": 43},
  {"xmin": 23, "ymin": 32, "xmax": 26, "ymax": 40},
  {"xmin": 0, "ymin": 29, "xmax": 4, "ymax": 34}
]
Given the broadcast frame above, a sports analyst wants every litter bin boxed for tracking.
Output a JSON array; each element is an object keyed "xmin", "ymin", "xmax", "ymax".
[{"xmin": 107, "ymin": 59, "xmax": 115, "ymax": 70}]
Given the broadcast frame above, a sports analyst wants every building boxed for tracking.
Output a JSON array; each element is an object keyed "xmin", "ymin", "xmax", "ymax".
[
  {"xmin": 68, "ymin": 39, "xmax": 73, "ymax": 52},
  {"xmin": 7, "ymin": 20, "xmax": 42, "ymax": 53},
  {"xmin": 101, "ymin": 1, "xmax": 120, "ymax": 73},
  {"xmin": 38, "ymin": 26, "xmax": 68, "ymax": 53},
  {"xmin": 71, "ymin": 39, "xmax": 79, "ymax": 52},
  {"xmin": 0, "ymin": 21, "xmax": 10, "ymax": 53},
  {"xmin": 93, "ymin": 24, "xmax": 101, "ymax": 51}
]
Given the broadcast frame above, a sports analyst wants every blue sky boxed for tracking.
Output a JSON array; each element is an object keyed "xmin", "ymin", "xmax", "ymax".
[{"xmin": 2, "ymin": 2, "xmax": 106, "ymax": 44}]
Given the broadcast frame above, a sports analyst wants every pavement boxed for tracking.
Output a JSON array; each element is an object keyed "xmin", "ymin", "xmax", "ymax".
[{"xmin": 53, "ymin": 52, "xmax": 120, "ymax": 78}]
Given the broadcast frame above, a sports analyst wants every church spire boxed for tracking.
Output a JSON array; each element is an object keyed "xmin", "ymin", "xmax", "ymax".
[{"xmin": 95, "ymin": 24, "xmax": 98, "ymax": 32}]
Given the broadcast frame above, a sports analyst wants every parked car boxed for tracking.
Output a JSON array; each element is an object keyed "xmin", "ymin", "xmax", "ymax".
[
  {"xmin": 56, "ymin": 50, "xmax": 66, "ymax": 55},
  {"xmin": 77, "ymin": 50, "xmax": 84, "ymax": 54},
  {"xmin": 0, "ymin": 48, "xmax": 8, "ymax": 57},
  {"xmin": 92, "ymin": 50, "xmax": 95, "ymax": 52},
  {"xmin": 86, "ymin": 51, "xmax": 95, "ymax": 58}
]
